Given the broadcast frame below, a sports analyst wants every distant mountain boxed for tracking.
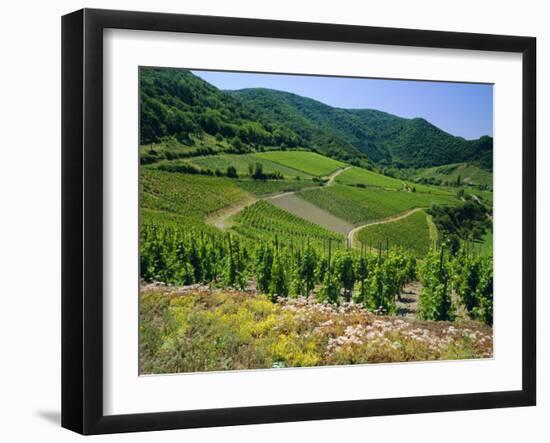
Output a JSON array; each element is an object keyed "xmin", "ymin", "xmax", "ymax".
[
  {"xmin": 140, "ymin": 68, "xmax": 492, "ymax": 169},
  {"xmin": 231, "ymin": 88, "xmax": 493, "ymax": 170}
]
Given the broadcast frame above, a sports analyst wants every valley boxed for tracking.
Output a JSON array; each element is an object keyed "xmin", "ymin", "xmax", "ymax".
[{"xmin": 138, "ymin": 67, "xmax": 494, "ymax": 373}]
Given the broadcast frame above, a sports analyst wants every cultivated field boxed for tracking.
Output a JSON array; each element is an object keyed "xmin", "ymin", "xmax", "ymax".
[
  {"xmin": 336, "ymin": 165, "xmax": 405, "ymax": 189},
  {"xmin": 189, "ymin": 153, "xmax": 314, "ymax": 178},
  {"xmin": 255, "ymin": 151, "xmax": 346, "ymax": 177},
  {"xmin": 355, "ymin": 210, "xmax": 433, "ymax": 257},
  {"xmin": 413, "ymin": 162, "xmax": 493, "ymax": 187},
  {"xmin": 233, "ymin": 200, "xmax": 343, "ymax": 246},
  {"xmin": 298, "ymin": 184, "xmax": 459, "ymax": 225}
]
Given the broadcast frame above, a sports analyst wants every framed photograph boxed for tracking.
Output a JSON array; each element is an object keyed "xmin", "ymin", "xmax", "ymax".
[{"xmin": 62, "ymin": 8, "xmax": 536, "ymax": 435}]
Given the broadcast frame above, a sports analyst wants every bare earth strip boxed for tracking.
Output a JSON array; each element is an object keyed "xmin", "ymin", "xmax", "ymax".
[
  {"xmin": 326, "ymin": 166, "xmax": 352, "ymax": 185},
  {"xmin": 205, "ymin": 195, "xmax": 257, "ymax": 230},
  {"xmin": 347, "ymin": 207, "xmax": 424, "ymax": 247},
  {"xmin": 269, "ymin": 193, "xmax": 354, "ymax": 235}
]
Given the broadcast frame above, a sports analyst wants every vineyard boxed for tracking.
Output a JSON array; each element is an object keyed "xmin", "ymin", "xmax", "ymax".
[
  {"xmin": 298, "ymin": 184, "xmax": 458, "ymax": 224},
  {"xmin": 355, "ymin": 210, "xmax": 433, "ymax": 257},
  {"xmin": 138, "ymin": 67, "xmax": 494, "ymax": 374},
  {"xmin": 141, "ymin": 210, "xmax": 491, "ymax": 322}
]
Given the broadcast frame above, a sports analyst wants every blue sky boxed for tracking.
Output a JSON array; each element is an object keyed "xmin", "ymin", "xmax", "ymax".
[{"xmin": 192, "ymin": 70, "xmax": 493, "ymax": 140}]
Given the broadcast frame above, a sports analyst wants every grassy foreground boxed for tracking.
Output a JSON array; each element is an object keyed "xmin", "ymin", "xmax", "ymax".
[{"xmin": 140, "ymin": 284, "xmax": 493, "ymax": 374}]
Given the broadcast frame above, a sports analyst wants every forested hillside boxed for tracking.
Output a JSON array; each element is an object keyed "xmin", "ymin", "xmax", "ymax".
[
  {"xmin": 232, "ymin": 88, "xmax": 493, "ymax": 169},
  {"xmin": 140, "ymin": 68, "xmax": 366, "ymax": 162},
  {"xmin": 140, "ymin": 68, "xmax": 493, "ymax": 170}
]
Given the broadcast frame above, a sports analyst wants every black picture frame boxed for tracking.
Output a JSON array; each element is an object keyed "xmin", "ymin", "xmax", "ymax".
[{"xmin": 62, "ymin": 8, "xmax": 536, "ymax": 435}]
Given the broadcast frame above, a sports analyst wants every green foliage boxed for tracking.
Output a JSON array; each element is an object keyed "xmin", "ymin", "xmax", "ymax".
[
  {"xmin": 226, "ymin": 165, "xmax": 238, "ymax": 178},
  {"xmin": 140, "ymin": 67, "xmax": 493, "ymax": 170},
  {"xmin": 418, "ymin": 249, "xmax": 454, "ymax": 321},
  {"xmin": 428, "ymin": 201, "xmax": 492, "ymax": 251},
  {"xmin": 451, "ymin": 250, "xmax": 493, "ymax": 325},
  {"xmin": 140, "ymin": 68, "xmax": 305, "ymax": 150},
  {"xmin": 141, "ymin": 212, "xmax": 418, "ymax": 311},
  {"xmin": 334, "ymin": 250, "xmax": 356, "ymax": 302}
]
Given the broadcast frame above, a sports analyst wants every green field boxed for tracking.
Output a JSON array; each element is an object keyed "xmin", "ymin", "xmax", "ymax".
[
  {"xmin": 355, "ymin": 210, "xmax": 433, "ymax": 257},
  {"xmin": 254, "ymin": 151, "xmax": 345, "ymax": 177},
  {"xmin": 233, "ymin": 200, "xmax": 343, "ymax": 246},
  {"xmin": 413, "ymin": 162, "xmax": 493, "ymax": 187},
  {"xmin": 336, "ymin": 166, "xmax": 405, "ymax": 189},
  {"xmin": 189, "ymin": 153, "xmax": 314, "ymax": 178},
  {"xmin": 298, "ymin": 184, "xmax": 459, "ymax": 225},
  {"xmin": 336, "ymin": 166, "xmax": 454, "ymax": 196},
  {"xmin": 141, "ymin": 168, "xmax": 248, "ymax": 221}
]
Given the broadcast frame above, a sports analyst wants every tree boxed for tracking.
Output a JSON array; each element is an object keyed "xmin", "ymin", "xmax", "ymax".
[
  {"xmin": 317, "ymin": 240, "xmax": 339, "ymax": 304},
  {"xmin": 269, "ymin": 250, "xmax": 288, "ymax": 300},
  {"xmin": 252, "ymin": 162, "xmax": 265, "ymax": 180},
  {"xmin": 231, "ymin": 136, "xmax": 244, "ymax": 151},
  {"xmin": 226, "ymin": 165, "xmax": 238, "ymax": 178},
  {"xmin": 335, "ymin": 251, "xmax": 355, "ymax": 302}
]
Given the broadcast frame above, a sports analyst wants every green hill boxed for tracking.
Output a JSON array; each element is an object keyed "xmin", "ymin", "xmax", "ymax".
[
  {"xmin": 140, "ymin": 67, "xmax": 492, "ymax": 170},
  {"xmin": 231, "ymin": 88, "xmax": 493, "ymax": 170},
  {"xmin": 140, "ymin": 68, "xmax": 365, "ymax": 162}
]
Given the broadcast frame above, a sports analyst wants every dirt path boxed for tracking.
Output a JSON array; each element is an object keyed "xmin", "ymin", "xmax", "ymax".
[
  {"xmin": 347, "ymin": 207, "xmax": 424, "ymax": 247},
  {"xmin": 207, "ymin": 166, "xmax": 352, "ymax": 231},
  {"xmin": 396, "ymin": 281, "xmax": 421, "ymax": 317},
  {"xmin": 205, "ymin": 195, "xmax": 257, "ymax": 230},
  {"xmin": 326, "ymin": 165, "xmax": 352, "ymax": 185}
]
